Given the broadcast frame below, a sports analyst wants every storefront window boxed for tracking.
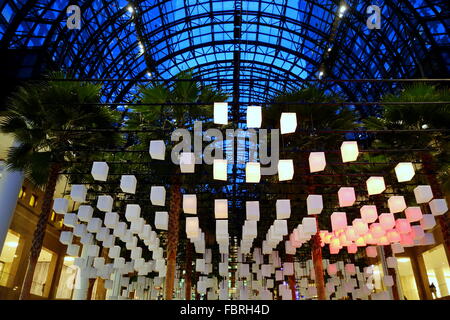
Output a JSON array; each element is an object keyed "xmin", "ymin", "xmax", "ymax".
[
  {"xmin": 396, "ymin": 257, "xmax": 420, "ymax": 300},
  {"xmin": 55, "ymin": 256, "xmax": 76, "ymax": 299},
  {"xmin": 422, "ymin": 244, "xmax": 450, "ymax": 299},
  {"xmin": 0, "ymin": 230, "xmax": 22, "ymax": 287},
  {"xmin": 372, "ymin": 263, "xmax": 386, "ymax": 292},
  {"xmin": 30, "ymin": 247, "xmax": 56, "ymax": 297}
]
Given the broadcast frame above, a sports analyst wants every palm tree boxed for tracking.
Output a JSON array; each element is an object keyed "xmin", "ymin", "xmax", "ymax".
[
  {"xmin": 129, "ymin": 70, "xmax": 227, "ymax": 299},
  {"xmin": 266, "ymin": 86, "xmax": 357, "ymax": 300},
  {"xmin": 0, "ymin": 71, "xmax": 120, "ymax": 299}
]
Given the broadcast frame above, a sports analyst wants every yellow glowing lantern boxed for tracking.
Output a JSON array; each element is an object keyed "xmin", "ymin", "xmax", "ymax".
[
  {"xmin": 340, "ymin": 141, "xmax": 359, "ymax": 162},
  {"xmin": 213, "ymin": 159, "xmax": 227, "ymax": 181},
  {"xmin": 280, "ymin": 112, "xmax": 297, "ymax": 134},
  {"xmin": 278, "ymin": 159, "xmax": 294, "ymax": 181},
  {"xmin": 246, "ymin": 162, "xmax": 261, "ymax": 183},
  {"xmin": 366, "ymin": 176, "xmax": 386, "ymax": 195},
  {"xmin": 388, "ymin": 196, "xmax": 407, "ymax": 213},
  {"xmin": 394, "ymin": 162, "xmax": 415, "ymax": 182}
]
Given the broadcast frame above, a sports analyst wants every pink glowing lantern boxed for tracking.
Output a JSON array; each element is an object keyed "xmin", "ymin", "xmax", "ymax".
[
  {"xmin": 345, "ymin": 226, "xmax": 358, "ymax": 241},
  {"xmin": 327, "ymin": 264, "xmax": 338, "ymax": 275},
  {"xmin": 360, "ymin": 205, "xmax": 378, "ymax": 224},
  {"xmin": 330, "ymin": 246, "xmax": 340, "ymax": 254},
  {"xmin": 330, "ymin": 237, "xmax": 341, "ymax": 249},
  {"xmin": 339, "ymin": 233, "xmax": 348, "ymax": 246},
  {"xmin": 370, "ymin": 223, "xmax": 385, "ymax": 238},
  {"xmin": 347, "ymin": 244, "xmax": 358, "ymax": 254},
  {"xmin": 405, "ymin": 207, "xmax": 423, "ymax": 223},
  {"xmin": 396, "ymin": 219, "xmax": 411, "ymax": 234},
  {"xmin": 353, "ymin": 218, "xmax": 369, "ymax": 235},
  {"xmin": 386, "ymin": 229, "xmax": 401, "ymax": 243},
  {"xmin": 364, "ymin": 233, "xmax": 376, "ymax": 245},
  {"xmin": 355, "ymin": 236, "xmax": 366, "ymax": 247},
  {"xmin": 366, "ymin": 176, "xmax": 386, "ymax": 195},
  {"xmin": 338, "ymin": 187, "xmax": 356, "ymax": 207},
  {"xmin": 400, "ymin": 233, "xmax": 414, "ymax": 246},
  {"xmin": 366, "ymin": 246, "xmax": 377, "ymax": 258},
  {"xmin": 331, "ymin": 212, "xmax": 348, "ymax": 232},
  {"xmin": 379, "ymin": 213, "xmax": 395, "ymax": 230},
  {"xmin": 388, "ymin": 196, "xmax": 407, "ymax": 213},
  {"xmin": 377, "ymin": 236, "xmax": 390, "ymax": 246}
]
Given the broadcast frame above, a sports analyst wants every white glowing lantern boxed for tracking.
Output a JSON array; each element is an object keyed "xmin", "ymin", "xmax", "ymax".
[
  {"xmin": 391, "ymin": 243, "xmax": 404, "ymax": 254},
  {"xmin": 307, "ymin": 195, "xmax": 323, "ymax": 215},
  {"xmin": 246, "ymin": 201, "xmax": 260, "ymax": 221},
  {"xmin": 429, "ymin": 199, "xmax": 448, "ymax": 216},
  {"xmin": 59, "ymin": 231, "xmax": 73, "ymax": 245},
  {"xmin": 104, "ymin": 212, "xmax": 119, "ymax": 229},
  {"xmin": 63, "ymin": 213, "xmax": 78, "ymax": 228},
  {"xmin": 87, "ymin": 218, "xmax": 102, "ymax": 233},
  {"xmin": 130, "ymin": 218, "xmax": 144, "ymax": 234},
  {"xmin": 97, "ymin": 195, "xmax": 113, "ymax": 212},
  {"xmin": 150, "ymin": 186, "xmax": 166, "ymax": 206},
  {"xmin": 53, "ymin": 198, "xmax": 69, "ymax": 214},
  {"xmin": 280, "ymin": 112, "xmax": 297, "ymax": 134},
  {"xmin": 302, "ymin": 217, "xmax": 317, "ymax": 235},
  {"xmin": 215, "ymin": 199, "xmax": 228, "ymax": 219},
  {"xmin": 91, "ymin": 161, "xmax": 109, "ymax": 181},
  {"xmin": 331, "ymin": 212, "xmax": 347, "ymax": 232},
  {"xmin": 274, "ymin": 219, "xmax": 288, "ymax": 236},
  {"xmin": 246, "ymin": 162, "xmax": 261, "ymax": 183},
  {"xmin": 360, "ymin": 205, "xmax": 378, "ymax": 223},
  {"xmin": 186, "ymin": 217, "xmax": 199, "ymax": 238},
  {"xmin": 214, "ymin": 102, "xmax": 228, "ymax": 125},
  {"xmin": 276, "ymin": 199, "xmax": 291, "ymax": 219},
  {"xmin": 366, "ymin": 176, "xmax": 386, "ymax": 195},
  {"xmin": 149, "ymin": 140, "xmax": 165, "ymax": 160},
  {"xmin": 340, "ymin": 141, "xmax": 359, "ymax": 163},
  {"xmin": 386, "ymin": 229, "xmax": 401, "ymax": 243},
  {"xmin": 365, "ymin": 246, "xmax": 377, "ymax": 258},
  {"xmin": 388, "ymin": 196, "xmax": 406, "ymax": 213},
  {"xmin": 379, "ymin": 213, "xmax": 395, "ymax": 230},
  {"xmin": 405, "ymin": 207, "xmax": 423, "ymax": 223},
  {"xmin": 413, "ymin": 185, "xmax": 433, "ymax": 204},
  {"xmin": 411, "ymin": 225, "xmax": 425, "ymax": 240},
  {"xmin": 352, "ymin": 218, "xmax": 368, "ymax": 235},
  {"xmin": 70, "ymin": 185, "xmax": 87, "ymax": 203},
  {"xmin": 120, "ymin": 175, "xmax": 137, "ymax": 194},
  {"xmin": 183, "ymin": 195, "xmax": 197, "ymax": 214},
  {"xmin": 87, "ymin": 244, "xmax": 100, "ymax": 257},
  {"xmin": 67, "ymin": 244, "xmax": 80, "ymax": 256},
  {"xmin": 155, "ymin": 211, "xmax": 168, "ymax": 230},
  {"xmin": 278, "ymin": 160, "xmax": 294, "ymax": 181},
  {"xmin": 180, "ymin": 152, "xmax": 195, "ymax": 173},
  {"xmin": 196, "ymin": 258, "xmax": 206, "ymax": 272},
  {"xmin": 213, "ymin": 159, "xmax": 227, "ymax": 181},
  {"xmin": 73, "ymin": 223, "xmax": 86, "ymax": 237},
  {"xmin": 247, "ymin": 106, "xmax": 262, "ymax": 128},
  {"xmin": 338, "ymin": 187, "xmax": 356, "ymax": 207},
  {"xmin": 395, "ymin": 162, "xmax": 415, "ymax": 182},
  {"xmin": 308, "ymin": 152, "xmax": 326, "ymax": 173},
  {"xmin": 125, "ymin": 204, "xmax": 141, "ymax": 221}
]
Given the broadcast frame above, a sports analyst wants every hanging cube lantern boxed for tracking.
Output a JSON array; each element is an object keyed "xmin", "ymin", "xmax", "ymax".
[
  {"xmin": 377, "ymin": 236, "xmax": 390, "ymax": 246},
  {"xmin": 93, "ymin": 257, "xmax": 105, "ymax": 269},
  {"xmin": 216, "ymin": 220, "xmax": 228, "ymax": 237},
  {"xmin": 386, "ymin": 257, "xmax": 397, "ymax": 269},
  {"xmin": 278, "ymin": 160, "xmax": 294, "ymax": 181},
  {"xmin": 391, "ymin": 243, "xmax": 404, "ymax": 254},
  {"xmin": 183, "ymin": 194, "xmax": 197, "ymax": 214},
  {"xmin": 247, "ymin": 106, "xmax": 262, "ymax": 128},
  {"xmin": 87, "ymin": 217, "xmax": 102, "ymax": 233},
  {"xmin": 302, "ymin": 217, "xmax": 317, "ymax": 235},
  {"xmin": 213, "ymin": 159, "xmax": 228, "ymax": 181},
  {"xmin": 180, "ymin": 152, "xmax": 195, "ymax": 173},
  {"xmin": 383, "ymin": 275, "xmax": 394, "ymax": 287},
  {"xmin": 365, "ymin": 232, "xmax": 377, "ymax": 245},
  {"xmin": 421, "ymin": 233, "xmax": 436, "ymax": 246},
  {"xmin": 429, "ymin": 199, "xmax": 448, "ymax": 216},
  {"xmin": 345, "ymin": 226, "xmax": 358, "ymax": 241},
  {"xmin": 246, "ymin": 201, "xmax": 260, "ymax": 221},
  {"xmin": 413, "ymin": 185, "xmax": 433, "ymax": 204},
  {"xmin": 87, "ymin": 244, "xmax": 100, "ymax": 257},
  {"xmin": 53, "ymin": 198, "xmax": 69, "ymax": 214},
  {"xmin": 307, "ymin": 195, "xmax": 323, "ymax": 215},
  {"xmin": 70, "ymin": 185, "xmax": 87, "ymax": 203},
  {"xmin": 104, "ymin": 212, "xmax": 119, "ymax": 229},
  {"xmin": 276, "ymin": 199, "xmax": 291, "ymax": 219},
  {"xmin": 379, "ymin": 213, "xmax": 396, "ymax": 230},
  {"xmin": 327, "ymin": 264, "xmax": 338, "ymax": 276},
  {"xmin": 150, "ymin": 186, "xmax": 166, "ymax": 206},
  {"xmin": 113, "ymin": 222, "xmax": 127, "ymax": 238},
  {"xmin": 214, "ymin": 102, "xmax": 228, "ymax": 125},
  {"xmin": 149, "ymin": 140, "xmax": 165, "ymax": 160},
  {"xmin": 120, "ymin": 175, "xmax": 137, "ymax": 194},
  {"xmin": 246, "ymin": 162, "xmax": 261, "ymax": 183},
  {"xmin": 77, "ymin": 205, "xmax": 93, "ymax": 222},
  {"xmin": 196, "ymin": 259, "xmax": 206, "ymax": 273},
  {"xmin": 308, "ymin": 152, "xmax": 326, "ymax": 173},
  {"xmin": 365, "ymin": 246, "xmax": 377, "ymax": 258},
  {"xmin": 405, "ymin": 207, "xmax": 423, "ymax": 223},
  {"xmin": 73, "ymin": 223, "xmax": 86, "ymax": 238},
  {"xmin": 395, "ymin": 162, "xmax": 415, "ymax": 182},
  {"xmin": 420, "ymin": 214, "xmax": 436, "ymax": 230},
  {"xmin": 59, "ymin": 231, "xmax": 73, "ymax": 245},
  {"xmin": 338, "ymin": 187, "xmax": 356, "ymax": 207},
  {"xmin": 67, "ymin": 244, "xmax": 80, "ymax": 256},
  {"xmin": 411, "ymin": 225, "xmax": 425, "ymax": 240},
  {"xmin": 215, "ymin": 199, "xmax": 228, "ymax": 219},
  {"xmin": 386, "ymin": 229, "xmax": 401, "ymax": 243},
  {"xmin": 125, "ymin": 204, "xmax": 141, "ymax": 221},
  {"xmin": 280, "ymin": 112, "xmax": 297, "ymax": 134},
  {"xmin": 355, "ymin": 236, "xmax": 366, "ymax": 247},
  {"xmin": 347, "ymin": 243, "xmax": 358, "ymax": 254},
  {"xmin": 388, "ymin": 196, "xmax": 406, "ymax": 213},
  {"xmin": 370, "ymin": 223, "xmax": 385, "ymax": 238},
  {"xmin": 274, "ymin": 219, "xmax": 288, "ymax": 236},
  {"xmin": 331, "ymin": 212, "xmax": 347, "ymax": 232},
  {"xmin": 352, "ymin": 218, "xmax": 368, "ymax": 235},
  {"xmin": 360, "ymin": 205, "xmax": 378, "ymax": 223},
  {"xmin": 130, "ymin": 218, "xmax": 144, "ymax": 234},
  {"xmin": 345, "ymin": 264, "xmax": 356, "ymax": 275},
  {"xmin": 63, "ymin": 213, "xmax": 78, "ymax": 228},
  {"xmin": 395, "ymin": 219, "xmax": 411, "ymax": 234},
  {"xmin": 155, "ymin": 212, "xmax": 168, "ymax": 230},
  {"xmin": 91, "ymin": 161, "xmax": 109, "ymax": 181},
  {"xmin": 366, "ymin": 176, "xmax": 386, "ymax": 195},
  {"xmin": 340, "ymin": 141, "xmax": 359, "ymax": 162},
  {"xmin": 97, "ymin": 195, "xmax": 113, "ymax": 212}
]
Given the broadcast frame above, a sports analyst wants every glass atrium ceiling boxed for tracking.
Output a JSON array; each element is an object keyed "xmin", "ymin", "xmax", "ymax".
[{"xmin": 0, "ymin": 0, "xmax": 448, "ymax": 104}]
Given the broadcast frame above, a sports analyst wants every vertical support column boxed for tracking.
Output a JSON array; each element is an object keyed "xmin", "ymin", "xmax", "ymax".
[
  {"xmin": 72, "ymin": 244, "xmax": 91, "ymax": 300},
  {"xmin": 0, "ymin": 160, "xmax": 24, "ymax": 251}
]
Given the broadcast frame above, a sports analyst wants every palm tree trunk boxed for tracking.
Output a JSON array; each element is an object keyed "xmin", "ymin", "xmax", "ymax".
[
  {"xmin": 19, "ymin": 163, "xmax": 61, "ymax": 300},
  {"xmin": 165, "ymin": 174, "xmax": 181, "ymax": 300},
  {"xmin": 185, "ymin": 242, "xmax": 193, "ymax": 300}
]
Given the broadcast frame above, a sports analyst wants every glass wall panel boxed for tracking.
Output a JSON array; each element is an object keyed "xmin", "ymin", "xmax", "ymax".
[
  {"xmin": 396, "ymin": 257, "xmax": 420, "ymax": 300},
  {"xmin": 30, "ymin": 247, "xmax": 56, "ymax": 297},
  {"xmin": 0, "ymin": 230, "xmax": 22, "ymax": 287},
  {"xmin": 55, "ymin": 256, "xmax": 76, "ymax": 299},
  {"xmin": 422, "ymin": 245, "xmax": 450, "ymax": 299}
]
